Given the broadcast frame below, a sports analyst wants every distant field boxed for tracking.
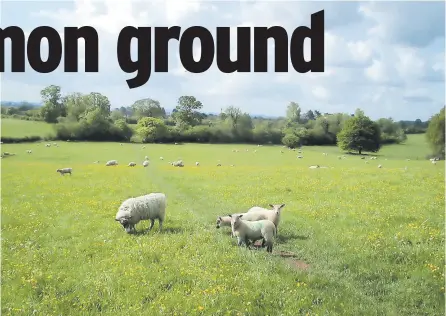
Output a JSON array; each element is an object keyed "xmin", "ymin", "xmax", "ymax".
[
  {"xmin": 1, "ymin": 138, "xmax": 444, "ymax": 315},
  {"xmin": 0, "ymin": 119, "xmax": 55, "ymax": 138}
]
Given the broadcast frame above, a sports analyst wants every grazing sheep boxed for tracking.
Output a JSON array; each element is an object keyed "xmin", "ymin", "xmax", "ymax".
[
  {"xmin": 217, "ymin": 163, "xmax": 222, "ymax": 167},
  {"xmin": 322, "ymin": 153, "xmax": 327, "ymax": 156},
  {"xmin": 115, "ymin": 193, "xmax": 167, "ymax": 233},
  {"xmin": 230, "ymin": 215, "xmax": 276, "ymax": 253},
  {"xmin": 246, "ymin": 204, "xmax": 285, "ymax": 234},
  {"xmin": 309, "ymin": 165, "xmax": 320, "ymax": 169},
  {"xmin": 144, "ymin": 155, "xmax": 149, "ymax": 160},
  {"xmin": 160, "ymin": 157, "xmax": 164, "ymax": 160},
  {"xmin": 142, "ymin": 146, "xmax": 146, "ymax": 149},
  {"xmin": 280, "ymin": 150, "xmax": 284, "ymax": 153},
  {"xmin": 26, "ymin": 150, "xmax": 32, "ymax": 154},
  {"xmin": 128, "ymin": 162, "xmax": 136, "ymax": 167},
  {"xmin": 56, "ymin": 168, "xmax": 72, "ymax": 176},
  {"xmin": 432, "ymin": 160, "xmax": 437, "ymax": 165},
  {"xmin": 172, "ymin": 160, "xmax": 184, "ymax": 167},
  {"xmin": 106, "ymin": 160, "xmax": 118, "ymax": 166},
  {"xmin": 297, "ymin": 156, "xmax": 303, "ymax": 159},
  {"xmin": 195, "ymin": 162, "xmax": 200, "ymax": 166},
  {"xmin": 143, "ymin": 160, "xmax": 149, "ymax": 167},
  {"xmin": 120, "ymin": 143, "xmax": 123, "ymax": 146},
  {"xmin": 230, "ymin": 164, "xmax": 235, "ymax": 167},
  {"xmin": 216, "ymin": 215, "xmax": 237, "ymax": 237},
  {"xmin": 378, "ymin": 164, "xmax": 382, "ymax": 168},
  {"xmin": 45, "ymin": 143, "xmax": 51, "ymax": 147}
]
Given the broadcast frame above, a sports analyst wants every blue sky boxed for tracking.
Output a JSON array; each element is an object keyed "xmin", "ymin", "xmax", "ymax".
[{"xmin": 1, "ymin": 0, "xmax": 445, "ymax": 120}]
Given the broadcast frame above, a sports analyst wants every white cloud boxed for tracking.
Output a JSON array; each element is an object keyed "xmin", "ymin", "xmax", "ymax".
[{"xmin": 1, "ymin": 0, "xmax": 444, "ymax": 121}]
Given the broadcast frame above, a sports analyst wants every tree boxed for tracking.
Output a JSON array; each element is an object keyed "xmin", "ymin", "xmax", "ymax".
[
  {"xmin": 63, "ymin": 92, "xmax": 88, "ymax": 121},
  {"xmin": 110, "ymin": 109, "xmax": 125, "ymax": 122},
  {"xmin": 225, "ymin": 106, "xmax": 242, "ymax": 129},
  {"xmin": 40, "ymin": 85, "xmax": 64, "ymax": 123},
  {"xmin": 282, "ymin": 133, "xmax": 300, "ymax": 148},
  {"xmin": 114, "ymin": 119, "xmax": 133, "ymax": 140},
  {"xmin": 303, "ymin": 110, "xmax": 315, "ymax": 121},
  {"xmin": 131, "ymin": 98, "xmax": 166, "ymax": 119},
  {"xmin": 84, "ymin": 92, "xmax": 111, "ymax": 117},
  {"xmin": 286, "ymin": 102, "xmax": 301, "ymax": 126},
  {"xmin": 426, "ymin": 107, "xmax": 445, "ymax": 158},
  {"xmin": 136, "ymin": 117, "xmax": 168, "ymax": 143},
  {"xmin": 314, "ymin": 110, "xmax": 322, "ymax": 118},
  {"xmin": 337, "ymin": 114, "xmax": 381, "ymax": 154},
  {"xmin": 174, "ymin": 96, "xmax": 204, "ymax": 128}
]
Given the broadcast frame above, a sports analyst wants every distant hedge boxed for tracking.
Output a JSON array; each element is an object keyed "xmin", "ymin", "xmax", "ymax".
[{"xmin": 0, "ymin": 136, "xmax": 42, "ymax": 143}]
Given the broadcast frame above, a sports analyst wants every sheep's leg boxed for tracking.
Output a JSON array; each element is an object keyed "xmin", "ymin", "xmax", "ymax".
[
  {"xmin": 148, "ymin": 219, "xmax": 155, "ymax": 231},
  {"xmin": 261, "ymin": 238, "xmax": 266, "ymax": 248},
  {"xmin": 237, "ymin": 237, "xmax": 243, "ymax": 247},
  {"xmin": 158, "ymin": 218, "xmax": 163, "ymax": 231}
]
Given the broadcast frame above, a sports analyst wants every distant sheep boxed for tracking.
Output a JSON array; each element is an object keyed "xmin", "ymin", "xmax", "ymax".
[
  {"xmin": 297, "ymin": 156, "xmax": 303, "ymax": 159},
  {"xmin": 45, "ymin": 144, "xmax": 51, "ymax": 147},
  {"xmin": 26, "ymin": 150, "xmax": 32, "ymax": 154},
  {"xmin": 230, "ymin": 215, "xmax": 276, "ymax": 253},
  {"xmin": 309, "ymin": 165, "xmax": 320, "ymax": 169},
  {"xmin": 142, "ymin": 146, "xmax": 146, "ymax": 149},
  {"xmin": 432, "ymin": 160, "xmax": 437, "ymax": 165},
  {"xmin": 378, "ymin": 164, "xmax": 382, "ymax": 168},
  {"xmin": 115, "ymin": 193, "xmax": 167, "ymax": 233},
  {"xmin": 106, "ymin": 160, "xmax": 118, "ymax": 166},
  {"xmin": 217, "ymin": 163, "xmax": 222, "ymax": 167},
  {"xmin": 128, "ymin": 162, "xmax": 136, "ymax": 167},
  {"xmin": 196, "ymin": 162, "xmax": 200, "ymax": 166},
  {"xmin": 160, "ymin": 157, "xmax": 164, "ymax": 160},
  {"xmin": 56, "ymin": 168, "xmax": 72, "ymax": 176},
  {"xmin": 93, "ymin": 161, "xmax": 99, "ymax": 164},
  {"xmin": 172, "ymin": 160, "xmax": 184, "ymax": 167},
  {"xmin": 143, "ymin": 160, "xmax": 149, "ymax": 167},
  {"xmin": 144, "ymin": 155, "xmax": 149, "ymax": 160}
]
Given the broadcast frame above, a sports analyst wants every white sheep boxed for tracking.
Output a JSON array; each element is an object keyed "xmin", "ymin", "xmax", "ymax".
[
  {"xmin": 143, "ymin": 160, "xmax": 149, "ymax": 167},
  {"xmin": 432, "ymin": 160, "xmax": 437, "ymax": 165},
  {"xmin": 26, "ymin": 150, "xmax": 32, "ymax": 154},
  {"xmin": 142, "ymin": 146, "xmax": 146, "ymax": 149},
  {"xmin": 106, "ymin": 160, "xmax": 118, "ymax": 166},
  {"xmin": 245, "ymin": 204, "xmax": 285, "ymax": 234},
  {"xmin": 297, "ymin": 155, "xmax": 303, "ymax": 159},
  {"xmin": 128, "ymin": 162, "xmax": 136, "ymax": 167},
  {"xmin": 120, "ymin": 143, "xmax": 123, "ymax": 146},
  {"xmin": 378, "ymin": 164, "xmax": 382, "ymax": 168},
  {"xmin": 172, "ymin": 160, "xmax": 184, "ymax": 167},
  {"xmin": 195, "ymin": 161, "xmax": 200, "ymax": 166},
  {"xmin": 115, "ymin": 193, "xmax": 167, "ymax": 233},
  {"xmin": 56, "ymin": 168, "xmax": 72, "ymax": 176},
  {"xmin": 309, "ymin": 165, "xmax": 320, "ymax": 169},
  {"xmin": 216, "ymin": 215, "xmax": 237, "ymax": 237},
  {"xmin": 160, "ymin": 157, "xmax": 164, "ymax": 160},
  {"xmin": 230, "ymin": 215, "xmax": 276, "ymax": 253},
  {"xmin": 45, "ymin": 143, "xmax": 51, "ymax": 147},
  {"xmin": 145, "ymin": 156, "xmax": 149, "ymax": 160}
]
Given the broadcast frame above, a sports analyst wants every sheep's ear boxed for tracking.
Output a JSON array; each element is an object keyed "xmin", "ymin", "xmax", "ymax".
[
  {"xmin": 279, "ymin": 204, "xmax": 285, "ymax": 209},
  {"xmin": 268, "ymin": 204, "xmax": 274, "ymax": 208},
  {"xmin": 228, "ymin": 214, "xmax": 232, "ymax": 217},
  {"xmin": 218, "ymin": 216, "xmax": 222, "ymax": 220},
  {"xmin": 238, "ymin": 214, "xmax": 243, "ymax": 218}
]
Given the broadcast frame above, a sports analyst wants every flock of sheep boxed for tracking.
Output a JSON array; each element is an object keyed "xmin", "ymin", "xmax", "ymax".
[{"xmin": 114, "ymin": 191, "xmax": 285, "ymax": 254}]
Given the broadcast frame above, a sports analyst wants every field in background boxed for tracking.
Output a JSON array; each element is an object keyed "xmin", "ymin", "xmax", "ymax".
[
  {"xmin": 0, "ymin": 119, "xmax": 56, "ymax": 138},
  {"xmin": 1, "ymin": 138, "xmax": 444, "ymax": 315}
]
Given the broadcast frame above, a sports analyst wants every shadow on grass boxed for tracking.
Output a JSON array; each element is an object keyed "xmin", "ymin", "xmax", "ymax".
[
  {"xmin": 276, "ymin": 232, "xmax": 309, "ymax": 244},
  {"xmin": 132, "ymin": 226, "xmax": 185, "ymax": 236}
]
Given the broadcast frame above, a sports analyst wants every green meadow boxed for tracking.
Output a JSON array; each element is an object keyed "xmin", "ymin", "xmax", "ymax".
[{"xmin": 1, "ymin": 127, "xmax": 444, "ymax": 315}]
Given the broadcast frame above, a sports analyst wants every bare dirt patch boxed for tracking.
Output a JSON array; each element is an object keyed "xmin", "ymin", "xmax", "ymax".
[{"xmin": 276, "ymin": 250, "xmax": 310, "ymax": 271}]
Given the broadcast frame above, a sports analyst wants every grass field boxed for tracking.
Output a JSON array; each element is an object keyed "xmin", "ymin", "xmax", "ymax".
[
  {"xmin": 0, "ymin": 119, "xmax": 56, "ymax": 138},
  {"xmin": 1, "ymin": 136, "xmax": 444, "ymax": 315}
]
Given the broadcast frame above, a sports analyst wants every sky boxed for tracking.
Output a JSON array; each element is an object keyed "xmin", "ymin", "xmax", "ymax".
[{"xmin": 1, "ymin": 0, "xmax": 445, "ymax": 121}]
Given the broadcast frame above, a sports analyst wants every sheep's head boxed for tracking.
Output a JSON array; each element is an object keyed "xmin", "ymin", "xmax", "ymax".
[
  {"xmin": 56, "ymin": 169, "xmax": 61, "ymax": 173},
  {"xmin": 269, "ymin": 204, "xmax": 286, "ymax": 215},
  {"xmin": 115, "ymin": 216, "xmax": 133, "ymax": 233},
  {"xmin": 229, "ymin": 214, "xmax": 243, "ymax": 230},
  {"xmin": 216, "ymin": 216, "xmax": 222, "ymax": 229}
]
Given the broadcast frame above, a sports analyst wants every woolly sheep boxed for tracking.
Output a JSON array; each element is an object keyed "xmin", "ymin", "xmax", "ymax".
[
  {"xmin": 160, "ymin": 157, "xmax": 164, "ymax": 160},
  {"xmin": 56, "ymin": 167, "xmax": 72, "ymax": 175},
  {"xmin": 26, "ymin": 150, "xmax": 32, "ymax": 154},
  {"xmin": 143, "ymin": 160, "xmax": 149, "ymax": 167},
  {"xmin": 115, "ymin": 193, "xmax": 167, "ymax": 233},
  {"xmin": 106, "ymin": 160, "xmax": 118, "ymax": 166},
  {"xmin": 378, "ymin": 164, "xmax": 382, "ymax": 168},
  {"xmin": 128, "ymin": 162, "xmax": 136, "ymax": 167},
  {"xmin": 309, "ymin": 165, "xmax": 320, "ymax": 169},
  {"xmin": 230, "ymin": 215, "xmax": 276, "ymax": 253},
  {"xmin": 196, "ymin": 161, "xmax": 200, "ymax": 166},
  {"xmin": 172, "ymin": 160, "xmax": 184, "ymax": 167},
  {"xmin": 45, "ymin": 144, "xmax": 51, "ymax": 147},
  {"xmin": 216, "ymin": 214, "xmax": 241, "ymax": 237},
  {"xmin": 246, "ymin": 204, "xmax": 285, "ymax": 234}
]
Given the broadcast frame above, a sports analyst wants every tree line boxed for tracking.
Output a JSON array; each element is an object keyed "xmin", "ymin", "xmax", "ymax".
[{"xmin": 1, "ymin": 85, "xmax": 443, "ymax": 158}]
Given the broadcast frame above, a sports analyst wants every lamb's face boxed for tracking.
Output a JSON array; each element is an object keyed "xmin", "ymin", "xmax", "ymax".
[
  {"xmin": 269, "ymin": 204, "xmax": 285, "ymax": 215},
  {"xmin": 230, "ymin": 214, "xmax": 243, "ymax": 230},
  {"xmin": 116, "ymin": 217, "xmax": 133, "ymax": 233}
]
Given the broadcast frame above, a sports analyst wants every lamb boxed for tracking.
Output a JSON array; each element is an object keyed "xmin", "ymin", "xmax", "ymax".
[
  {"xmin": 115, "ymin": 193, "xmax": 167, "ymax": 233},
  {"xmin": 106, "ymin": 160, "xmax": 118, "ymax": 166},
  {"xmin": 230, "ymin": 215, "xmax": 276, "ymax": 253},
  {"xmin": 143, "ymin": 160, "xmax": 149, "ymax": 167},
  {"xmin": 128, "ymin": 162, "xmax": 136, "ymax": 167},
  {"xmin": 56, "ymin": 167, "xmax": 72, "ymax": 175},
  {"xmin": 246, "ymin": 204, "xmax": 285, "ymax": 234},
  {"xmin": 216, "ymin": 215, "xmax": 238, "ymax": 237}
]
